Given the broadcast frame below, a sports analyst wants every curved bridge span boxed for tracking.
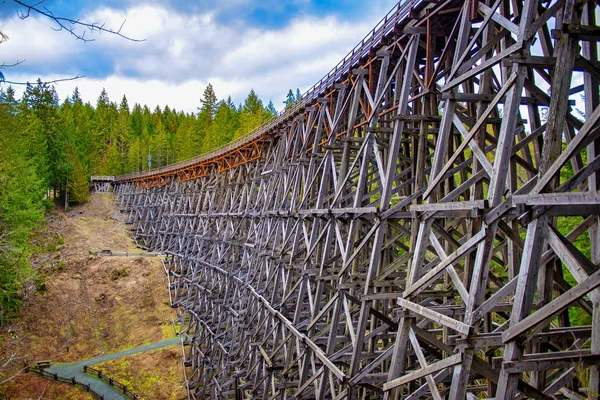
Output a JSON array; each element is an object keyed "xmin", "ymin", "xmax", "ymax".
[{"xmin": 115, "ymin": 0, "xmax": 600, "ymax": 398}]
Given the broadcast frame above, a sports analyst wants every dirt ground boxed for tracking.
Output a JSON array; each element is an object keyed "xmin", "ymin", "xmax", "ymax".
[{"xmin": 0, "ymin": 193, "xmax": 185, "ymax": 399}]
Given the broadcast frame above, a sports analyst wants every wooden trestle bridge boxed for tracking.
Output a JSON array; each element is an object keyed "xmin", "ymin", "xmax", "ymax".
[{"xmin": 111, "ymin": 0, "xmax": 600, "ymax": 398}]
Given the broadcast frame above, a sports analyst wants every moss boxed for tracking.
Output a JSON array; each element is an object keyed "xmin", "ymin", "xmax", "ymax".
[
  {"xmin": 162, "ymin": 324, "xmax": 176, "ymax": 339},
  {"xmin": 94, "ymin": 346, "xmax": 185, "ymax": 399}
]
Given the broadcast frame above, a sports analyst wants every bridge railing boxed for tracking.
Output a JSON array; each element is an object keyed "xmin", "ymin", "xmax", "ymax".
[
  {"xmin": 116, "ymin": 0, "xmax": 424, "ymax": 182},
  {"xmin": 83, "ymin": 365, "xmax": 139, "ymax": 400},
  {"xmin": 90, "ymin": 176, "xmax": 116, "ymax": 181},
  {"xmin": 27, "ymin": 363, "xmax": 105, "ymax": 400}
]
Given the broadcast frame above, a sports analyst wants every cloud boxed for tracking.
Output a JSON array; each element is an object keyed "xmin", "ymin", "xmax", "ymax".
[
  {"xmin": 81, "ymin": 5, "xmax": 372, "ymax": 83},
  {"xmin": 0, "ymin": 13, "xmax": 83, "ymax": 67},
  {"xmin": 1, "ymin": 1, "xmax": 394, "ymax": 112}
]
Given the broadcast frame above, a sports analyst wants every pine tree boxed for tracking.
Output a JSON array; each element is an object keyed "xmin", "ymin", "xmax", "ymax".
[
  {"xmin": 284, "ymin": 89, "xmax": 295, "ymax": 110},
  {"xmin": 21, "ymin": 80, "xmax": 66, "ymax": 194},
  {"xmin": 266, "ymin": 100, "xmax": 277, "ymax": 117},
  {"xmin": 234, "ymin": 89, "xmax": 272, "ymax": 140},
  {"xmin": 175, "ymin": 114, "xmax": 197, "ymax": 161},
  {"xmin": 202, "ymin": 99, "xmax": 239, "ymax": 153},
  {"xmin": 194, "ymin": 83, "xmax": 218, "ymax": 155},
  {"xmin": 0, "ymin": 90, "xmax": 46, "ymax": 320},
  {"xmin": 117, "ymin": 95, "xmax": 131, "ymax": 168},
  {"xmin": 198, "ymin": 83, "xmax": 218, "ymax": 116},
  {"xmin": 66, "ymin": 146, "xmax": 89, "ymax": 204}
]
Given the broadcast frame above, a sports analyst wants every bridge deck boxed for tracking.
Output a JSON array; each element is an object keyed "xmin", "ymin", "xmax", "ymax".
[{"xmin": 116, "ymin": 0, "xmax": 426, "ymax": 188}]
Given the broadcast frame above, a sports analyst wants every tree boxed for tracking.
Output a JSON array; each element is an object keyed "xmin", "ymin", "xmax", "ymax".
[
  {"xmin": 116, "ymin": 95, "xmax": 131, "ymax": 167},
  {"xmin": 266, "ymin": 100, "xmax": 277, "ymax": 117},
  {"xmin": 91, "ymin": 88, "xmax": 116, "ymax": 174},
  {"xmin": 193, "ymin": 84, "xmax": 218, "ymax": 155},
  {"xmin": 198, "ymin": 84, "xmax": 218, "ymax": 116},
  {"xmin": 175, "ymin": 114, "xmax": 198, "ymax": 161},
  {"xmin": 202, "ymin": 98, "xmax": 239, "ymax": 153},
  {"xmin": 66, "ymin": 146, "xmax": 89, "ymax": 204},
  {"xmin": 234, "ymin": 89, "xmax": 273, "ymax": 140},
  {"xmin": 0, "ymin": 88, "xmax": 46, "ymax": 321},
  {"xmin": 284, "ymin": 88, "xmax": 303, "ymax": 110},
  {"xmin": 284, "ymin": 89, "xmax": 296, "ymax": 110},
  {"xmin": 21, "ymin": 80, "xmax": 67, "ymax": 193}
]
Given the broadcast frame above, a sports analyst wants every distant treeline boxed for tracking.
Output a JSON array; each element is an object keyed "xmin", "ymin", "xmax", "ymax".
[{"xmin": 0, "ymin": 79, "xmax": 296, "ymax": 321}]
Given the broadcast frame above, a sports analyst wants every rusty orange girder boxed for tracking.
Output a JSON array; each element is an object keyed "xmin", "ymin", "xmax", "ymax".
[
  {"xmin": 136, "ymin": 174, "xmax": 170, "ymax": 189},
  {"xmin": 134, "ymin": 137, "xmax": 266, "ymax": 188},
  {"xmin": 216, "ymin": 140, "xmax": 263, "ymax": 172}
]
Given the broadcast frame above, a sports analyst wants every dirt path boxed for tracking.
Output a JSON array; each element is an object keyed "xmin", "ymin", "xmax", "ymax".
[{"xmin": 0, "ymin": 194, "xmax": 186, "ymax": 399}]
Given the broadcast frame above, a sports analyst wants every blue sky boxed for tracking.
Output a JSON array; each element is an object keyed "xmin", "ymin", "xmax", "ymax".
[{"xmin": 0, "ymin": 0, "xmax": 400, "ymax": 112}]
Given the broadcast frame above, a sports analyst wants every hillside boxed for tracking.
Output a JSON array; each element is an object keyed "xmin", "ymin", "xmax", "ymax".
[{"xmin": 0, "ymin": 193, "xmax": 185, "ymax": 399}]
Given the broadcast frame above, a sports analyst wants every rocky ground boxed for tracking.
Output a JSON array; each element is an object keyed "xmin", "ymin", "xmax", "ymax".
[{"xmin": 0, "ymin": 193, "xmax": 186, "ymax": 399}]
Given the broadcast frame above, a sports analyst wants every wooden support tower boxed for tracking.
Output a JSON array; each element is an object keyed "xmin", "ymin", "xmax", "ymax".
[{"xmin": 115, "ymin": 0, "xmax": 600, "ymax": 398}]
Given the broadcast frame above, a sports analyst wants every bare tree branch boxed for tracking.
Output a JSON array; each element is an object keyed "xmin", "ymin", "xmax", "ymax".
[
  {"xmin": 2, "ymin": 75, "xmax": 85, "ymax": 85},
  {"xmin": 0, "ymin": 1, "xmax": 144, "ymax": 86},
  {"xmin": 0, "ymin": 60, "xmax": 26, "ymax": 69},
  {"xmin": 11, "ymin": 0, "xmax": 145, "ymax": 43}
]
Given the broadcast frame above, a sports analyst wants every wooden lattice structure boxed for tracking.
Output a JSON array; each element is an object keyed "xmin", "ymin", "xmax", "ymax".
[
  {"xmin": 114, "ymin": 0, "xmax": 600, "ymax": 398},
  {"xmin": 90, "ymin": 176, "xmax": 115, "ymax": 192}
]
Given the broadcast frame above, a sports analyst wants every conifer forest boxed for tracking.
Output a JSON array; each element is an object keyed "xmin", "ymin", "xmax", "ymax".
[{"xmin": 0, "ymin": 80, "xmax": 281, "ymax": 321}]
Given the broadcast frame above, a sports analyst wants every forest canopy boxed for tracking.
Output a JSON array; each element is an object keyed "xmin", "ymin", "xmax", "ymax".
[{"xmin": 0, "ymin": 80, "xmax": 277, "ymax": 321}]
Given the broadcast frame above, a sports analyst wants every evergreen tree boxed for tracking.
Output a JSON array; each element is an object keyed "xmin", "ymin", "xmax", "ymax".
[
  {"xmin": 234, "ymin": 89, "xmax": 272, "ymax": 140},
  {"xmin": 66, "ymin": 145, "xmax": 89, "ymax": 204},
  {"xmin": 21, "ymin": 80, "xmax": 66, "ymax": 193},
  {"xmin": 198, "ymin": 83, "xmax": 218, "ymax": 116},
  {"xmin": 193, "ymin": 83, "xmax": 218, "ymax": 155},
  {"xmin": 117, "ymin": 95, "xmax": 131, "ymax": 168},
  {"xmin": 284, "ymin": 89, "xmax": 295, "ymax": 110},
  {"xmin": 266, "ymin": 100, "xmax": 277, "ymax": 117},
  {"xmin": 175, "ymin": 114, "xmax": 198, "ymax": 161},
  {"xmin": 0, "ymin": 90, "xmax": 47, "ymax": 320},
  {"xmin": 202, "ymin": 98, "xmax": 239, "ymax": 153}
]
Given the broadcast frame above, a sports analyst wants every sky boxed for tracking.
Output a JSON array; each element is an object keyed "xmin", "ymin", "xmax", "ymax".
[{"xmin": 0, "ymin": 0, "xmax": 401, "ymax": 113}]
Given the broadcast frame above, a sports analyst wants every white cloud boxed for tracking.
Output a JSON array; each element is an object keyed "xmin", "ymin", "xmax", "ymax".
[
  {"xmin": 1, "ymin": 2, "xmax": 389, "ymax": 112},
  {"xmin": 0, "ymin": 14, "xmax": 84, "ymax": 65}
]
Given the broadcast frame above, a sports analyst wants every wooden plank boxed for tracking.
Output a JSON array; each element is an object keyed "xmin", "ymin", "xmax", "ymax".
[
  {"xmin": 383, "ymin": 354, "xmax": 463, "ymax": 391},
  {"xmin": 503, "ymin": 267, "xmax": 600, "ymax": 343},
  {"xmin": 397, "ymin": 298, "xmax": 472, "ymax": 335},
  {"xmin": 404, "ymin": 229, "xmax": 487, "ymax": 298}
]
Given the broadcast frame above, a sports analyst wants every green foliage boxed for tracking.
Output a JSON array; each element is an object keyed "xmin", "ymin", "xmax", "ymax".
[
  {"xmin": 0, "ymin": 82, "xmax": 277, "ymax": 320},
  {"xmin": 284, "ymin": 89, "xmax": 296, "ymax": 110},
  {"xmin": 284, "ymin": 88, "xmax": 302, "ymax": 110},
  {"xmin": 66, "ymin": 146, "xmax": 90, "ymax": 204},
  {"xmin": 0, "ymin": 88, "xmax": 47, "ymax": 322},
  {"xmin": 202, "ymin": 97, "xmax": 239, "ymax": 152},
  {"xmin": 234, "ymin": 89, "xmax": 274, "ymax": 140}
]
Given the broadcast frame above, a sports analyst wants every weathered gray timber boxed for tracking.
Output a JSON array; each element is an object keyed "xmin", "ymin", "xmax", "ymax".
[
  {"xmin": 114, "ymin": 0, "xmax": 600, "ymax": 398},
  {"xmin": 90, "ymin": 176, "xmax": 116, "ymax": 193}
]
